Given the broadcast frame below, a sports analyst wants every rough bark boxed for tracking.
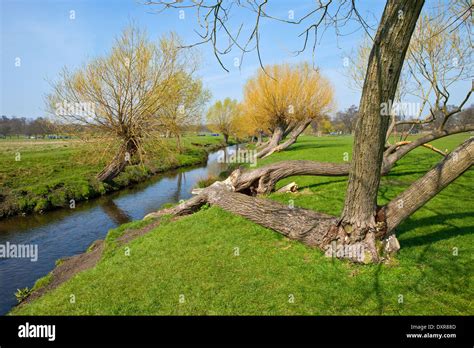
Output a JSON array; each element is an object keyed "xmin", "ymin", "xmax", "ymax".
[
  {"xmin": 341, "ymin": 0, "xmax": 425, "ymax": 234},
  {"xmin": 96, "ymin": 140, "xmax": 137, "ymax": 182},
  {"xmin": 384, "ymin": 137, "xmax": 473, "ymax": 233},
  {"xmin": 144, "ymin": 139, "xmax": 472, "ymax": 263},
  {"xmin": 229, "ymin": 160, "xmax": 350, "ymax": 194},
  {"xmin": 145, "ymin": 176, "xmax": 387, "ymax": 263},
  {"xmin": 256, "ymin": 123, "xmax": 285, "ymax": 158},
  {"xmin": 255, "ymin": 131, "xmax": 263, "ymax": 147},
  {"xmin": 260, "ymin": 118, "xmax": 312, "ymax": 158},
  {"xmin": 383, "ymin": 125, "xmax": 474, "ymax": 172}
]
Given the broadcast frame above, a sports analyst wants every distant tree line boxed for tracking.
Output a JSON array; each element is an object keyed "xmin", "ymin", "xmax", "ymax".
[
  {"xmin": 0, "ymin": 116, "xmax": 55, "ymax": 138},
  {"xmin": 307, "ymin": 104, "xmax": 473, "ymax": 136}
]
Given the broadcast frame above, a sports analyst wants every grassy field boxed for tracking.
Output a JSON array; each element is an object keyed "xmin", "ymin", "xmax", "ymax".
[
  {"xmin": 10, "ymin": 133, "xmax": 473, "ymax": 315},
  {"xmin": 0, "ymin": 135, "xmax": 227, "ymax": 217}
]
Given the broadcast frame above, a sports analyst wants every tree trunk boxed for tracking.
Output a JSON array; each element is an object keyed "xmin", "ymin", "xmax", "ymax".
[
  {"xmin": 283, "ymin": 121, "xmax": 297, "ymax": 138},
  {"xmin": 384, "ymin": 137, "xmax": 473, "ymax": 233},
  {"xmin": 259, "ymin": 118, "xmax": 312, "ymax": 158},
  {"xmin": 341, "ymin": 0, "xmax": 425, "ymax": 236},
  {"xmin": 176, "ymin": 133, "xmax": 183, "ymax": 153},
  {"xmin": 256, "ymin": 123, "xmax": 285, "ymax": 158},
  {"xmin": 229, "ymin": 160, "xmax": 350, "ymax": 194},
  {"xmin": 382, "ymin": 125, "xmax": 474, "ymax": 172},
  {"xmin": 256, "ymin": 130, "xmax": 263, "ymax": 147},
  {"xmin": 145, "ymin": 181, "xmax": 375, "ymax": 263},
  {"xmin": 96, "ymin": 140, "xmax": 137, "ymax": 182},
  {"xmin": 223, "ymin": 133, "xmax": 229, "ymax": 144}
]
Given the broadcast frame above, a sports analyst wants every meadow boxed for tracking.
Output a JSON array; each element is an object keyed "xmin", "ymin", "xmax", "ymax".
[
  {"xmin": 10, "ymin": 133, "xmax": 473, "ymax": 315},
  {"xmin": 0, "ymin": 135, "xmax": 226, "ymax": 217}
]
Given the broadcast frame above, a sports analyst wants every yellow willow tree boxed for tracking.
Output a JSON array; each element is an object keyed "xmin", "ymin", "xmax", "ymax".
[
  {"xmin": 241, "ymin": 63, "xmax": 334, "ymax": 158},
  {"xmin": 206, "ymin": 98, "xmax": 239, "ymax": 144},
  {"xmin": 47, "ymin": 26, "xmax": 201, "ymax": 182},
  {"xmin": 232, "ymin": 105, "xmax": 261, "ymax": 143}
]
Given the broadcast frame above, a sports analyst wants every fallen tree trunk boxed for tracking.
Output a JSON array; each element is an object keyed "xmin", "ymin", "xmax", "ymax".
[
  {"xmin": 145, "ymin": 138, "xmax": 472, "ymax": 264},
  {"xmin": 145, "ymin": 181, "xmax": 375, "ymax": 262},
  {"xmin": 229, "ymin": 161, "xmax": 350, "ymax": 194}
]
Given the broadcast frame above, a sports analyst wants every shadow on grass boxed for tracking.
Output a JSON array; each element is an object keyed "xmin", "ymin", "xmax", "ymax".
[
  {"xmin": 385, "ymin": 170, "xmax": 432, "ymax": 178},
  {"xmin": 395, "ymin": 211, "xmax": 473, "ymax": 247},
  {"xmin": 284, "ymin": 142, "xmax": 343, "ymax": 152},
  {"xmin": 302, "ymin": 178, "xmax": 347, "ymax": 191}
]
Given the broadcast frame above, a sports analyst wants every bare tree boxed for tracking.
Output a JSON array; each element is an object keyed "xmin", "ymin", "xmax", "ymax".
[{"xmin": 333, "ymin": 105, "xmax": 358, "ymax": 134}]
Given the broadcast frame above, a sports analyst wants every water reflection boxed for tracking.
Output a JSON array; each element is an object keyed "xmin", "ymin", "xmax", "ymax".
[{"xmin": 101, "ymin": 199, "xmax": 131, "ymax": 225}]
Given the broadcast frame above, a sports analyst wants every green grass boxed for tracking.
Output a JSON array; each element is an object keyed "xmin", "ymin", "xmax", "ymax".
[
  {"xmin": 10, "ymin": 133, "xmax": 473, "ymax": 315},
  {"xmin": 0, "ymin": 135, "xmax": 227, "ymax": 217}
]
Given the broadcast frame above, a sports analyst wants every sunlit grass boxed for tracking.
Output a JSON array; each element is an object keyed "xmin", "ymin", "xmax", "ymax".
[{"xmin": 10, "ymin": 133, "xmax": 473, "ymax": 315}]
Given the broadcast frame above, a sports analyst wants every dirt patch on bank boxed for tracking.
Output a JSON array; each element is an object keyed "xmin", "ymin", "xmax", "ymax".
[
  {"xmin": 17, "ymin": 216, "xmax": 174, "ymax": 308},
  {"xmin": 22, "ymin": 239, "xmax": 105, "ymax": 304}
]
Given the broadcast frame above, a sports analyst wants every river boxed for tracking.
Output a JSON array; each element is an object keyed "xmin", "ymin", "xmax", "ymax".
[{"xmin": 0, "ymin": 145, "xmax": 238, "ymax": 315}]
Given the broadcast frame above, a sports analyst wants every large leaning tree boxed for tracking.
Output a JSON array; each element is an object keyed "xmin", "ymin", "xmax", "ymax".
[
  {"xmin": 145, "ymin": 0, "xmax": 473, "ymax": 263},
  {"xmin": 47, "ymin": 27, "xmax": 206, "ymax": 182},
  {"xmin": 240, "ymin": 63, "xmax": 334, "ymax": 158}
]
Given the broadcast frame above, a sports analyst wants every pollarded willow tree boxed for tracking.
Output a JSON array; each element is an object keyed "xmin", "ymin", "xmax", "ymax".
[
  {"xmin": 145, "ymin": 0, "xmax": 473, "ymax": 263},
  {"xmin": 48, "ymin": 26, "xmax": 207, "ymax": 182},
  {"xmin": 240, "ymin": 63, "xmax": 334, "ymax": 158}
]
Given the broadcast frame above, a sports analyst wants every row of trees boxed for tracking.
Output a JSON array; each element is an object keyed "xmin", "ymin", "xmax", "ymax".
[
  {"xmin": 308, "ymin": 104, "xmax": 474, "ymax": 136},
  {"xmin": 0, "ymin": 116, "xmax": 54, "ymax": 138}
]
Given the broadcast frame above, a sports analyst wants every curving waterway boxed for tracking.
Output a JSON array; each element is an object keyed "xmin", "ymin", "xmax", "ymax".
[{"xmin": 0, "ymin": 145, "xmax": 238, "ymax": 315}]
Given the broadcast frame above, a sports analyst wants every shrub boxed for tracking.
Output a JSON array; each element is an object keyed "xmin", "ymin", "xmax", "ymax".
[
  {"xmin": 34, "ymin": 198, "xmax": 49, "ymax": 212},
  {"xmin": 15, "ymin": 287, "xmax": 31, "ymax": 303}
]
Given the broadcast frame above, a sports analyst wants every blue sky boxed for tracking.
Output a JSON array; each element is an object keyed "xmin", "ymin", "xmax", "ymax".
[{"xmin": 0, "ymin": 0, "xmax": 470, "ymax": 119}]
